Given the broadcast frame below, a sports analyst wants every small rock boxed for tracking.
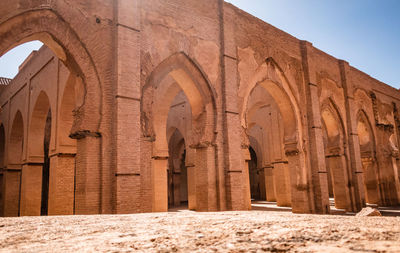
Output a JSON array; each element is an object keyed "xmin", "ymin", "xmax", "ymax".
[{"xmin": 356, "ymin": 207, "xmax": 382, "ymax": 217}]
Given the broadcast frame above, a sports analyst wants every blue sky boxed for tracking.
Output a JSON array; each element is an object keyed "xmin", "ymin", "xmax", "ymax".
[
  {"xmin": 225, "ymin": 0, "xmax": 400, "ymax": 88},
  {"xmin": 0, "ymin": 1, "xmax": 399, "ymax": 88}
]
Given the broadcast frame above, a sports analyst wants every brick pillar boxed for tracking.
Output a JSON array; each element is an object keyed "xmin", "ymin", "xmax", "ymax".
[
  {"xmin": 186, "ymin": 148, "xmax": 196, "ymax": 210},
  {"xmin": 300, "ymin": 41, "xmax": 330, "ymax": 214},
  {"xmin": 74, "ymin": 134, "xmax": 101, "ymax": 215},
  {"xmin": 2, "ymin": 169, "xmax": 21, "ymax": 217},
  {"xmin": 242, "ymin": 148, "xmax": 252, "ymax": 210},
  {"xmin": 219, "ymin": 1, "xmax": 247, "ymax": 211},
  {"xmin": 361, "ymin": 157, "xmax": 381, "ymax": 205},
  {"xmin": 172, "ymin": 163, "xmax": 181, "ymax": 207},
  {"xmin": 326, "ymin": 153, "xmax": 352, "ymax": 210},
  {"xmin": 264, "ymin": 166, "xmax": 276, "ymax": 202},
  {"xmin": 374, "ymin": 126, "xmax": 400, "ymax": 206},
  {"xmin": 339, "ymin": 60, "xmax": 366, "ymax": 211},
  {"xmin": 151, "ymin": 157, "xmax": 168, "ymax": 212},
  {"xmin": 47, "ymin": 154, "xmax": 75, "ymax": 215},
  {"xmin": 195, "ymin": 145, "xmax": 218, "ymax": 211},
  {"xmin": 285, "ymin": 143, "xmax": 315, "ymax": 213},
  {"xmin": 272, "ymin": 161, "xmax": 292, "ymax": 207},
  {"xmin": 113, "ymin": 0, "xmax": 142, "ymax": 214},
  {"xmin": 20, "ymin": 163, "xmax": 42, "ymax": 216}
]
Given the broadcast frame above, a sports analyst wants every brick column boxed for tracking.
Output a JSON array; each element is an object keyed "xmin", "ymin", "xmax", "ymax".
[
  {"xmin": 325, "ymin": 152, "xmax": 352, "ymax": 210},
  {"xmin": 47, "ymin": 153, "xmax": 75, "ymax": 215},
  {"xmin": 264, "ymin": 165, "xmax": 276, "ymax": 202},
  {"xmin": 151, "ymin": 157, "xmax": 168, "ymax": 212},
  {"xmin": 73, "ymin": 134, "xmax": 102, "ymax": 215},
  {"xmin": 285, "ymin": 145, "xmax": 315, "ymax": 213},
  {"xmin": 242, "ymin": 148, "xmax": 252, "ymax": 210},
  {"xmin": 273, "ymin": 161, "xmax": 292, "ymax": 207},
  {"xmin": 1, "ymin": 168, "xmax": 21, "ymax": 217},
  {"xmin": 339, "ymin": 60, "xmax": 366, "ymax": 211},
  {"xmin": 20, "ymin": 163, "xmax": 42, "ymax": 216},
  {"xmin": 186, "ymin": 148, "xmax": 196, "ymax": 210},
  {"xmin": 300, "ymin": 41, "xmax": 330, "ymax": 214},
  {"xmin": 113, "ymin": 0, "xmax": 142, "ymax": 214},
  {"xmin": 219, "ymin": 0, "xmax": 246, "ymax": 211},
  {"xmin": 195, "ymin": 145, "xmax": 218, "ymax": 211}
]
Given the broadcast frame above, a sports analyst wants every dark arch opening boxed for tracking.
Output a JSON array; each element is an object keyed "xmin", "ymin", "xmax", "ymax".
[
  {"xmin": 248, "ymin": 146, "xmax": 263, "ymax": 201},
  {"xmin": 41, "ymin": 109, "xmax": 51, "ymax": 215}
]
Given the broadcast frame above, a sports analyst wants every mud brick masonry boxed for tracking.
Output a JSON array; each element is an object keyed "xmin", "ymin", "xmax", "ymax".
[{"xmin": 0, "ymin": 0, "xmax": 399, "ymax": 217}]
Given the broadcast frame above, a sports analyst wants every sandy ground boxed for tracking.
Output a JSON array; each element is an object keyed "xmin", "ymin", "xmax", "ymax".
[{"xmin": 0, "ymin": 210, "xmax": 399, "ymax": 252}]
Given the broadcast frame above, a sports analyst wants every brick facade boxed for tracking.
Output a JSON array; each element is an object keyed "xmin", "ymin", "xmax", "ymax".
[{"xmin": 0, "ymin": 0, "xmax": 399, "ymax": 216}]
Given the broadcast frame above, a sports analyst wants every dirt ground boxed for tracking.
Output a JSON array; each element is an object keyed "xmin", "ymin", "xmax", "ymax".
[{"xmin": 0, "ymin": 210, "xmax": 399, "ymax": 252}]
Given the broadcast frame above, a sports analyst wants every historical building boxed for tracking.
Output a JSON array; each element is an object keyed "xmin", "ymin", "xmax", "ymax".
[{"xmin": 0, "ymin": 0, "xmax": 399, "ymax": 217}]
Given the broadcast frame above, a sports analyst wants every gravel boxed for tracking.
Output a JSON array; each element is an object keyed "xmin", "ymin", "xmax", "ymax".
[{"xmin": 0, "ymin": 210, "xmax": 399, "ymax": 252}]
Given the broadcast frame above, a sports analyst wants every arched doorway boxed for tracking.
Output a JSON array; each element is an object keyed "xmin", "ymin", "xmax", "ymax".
[
  {"xmin": 0, "ymin": 7, "xmax": 103, "ymax": 215},
  {"xmin": 167, "ymin": 128, "xmax": 188, "ymax": 209},
  {"xmin": 357, "ymin": 110, "xmax": 381, "ymax": 205},
  {"xmin": 142, "ymin": 53, "xmax": 216, "ymax": 212},
  {"xmin": 166, "ymin": 91, "xmax": 191, "ymax": 210},
  {"xmin": 320, "ymin": 101, "xmax": 352, "ymax": 211},
  {"xmin": 3, "ymin": 111, "xmax": 24, "ymax": 217},
  {"xmin": 241, "ymin": 59, "xmax": 311, "ymax": 213},
  {"xmin": 20, "ymin": 91, "xmax": 52, "ymax": 216},
  {"xmin": 246, "ymin": 85, "xmax": 292, "ymax": 208}
]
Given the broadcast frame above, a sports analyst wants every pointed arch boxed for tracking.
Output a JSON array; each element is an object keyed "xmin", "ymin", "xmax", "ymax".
[
  {"xmin": 240, "ymin": 58, "xmax": 311, "ymax": 213},
  {"xmin": 28, "ymin": 91, "xmax": 51, "ymax": 160},
  {"xmin": 241, "ymin": 58, "xmax": 303, "ymax": 146},
  {"xmin": 9, "ymin": 111, "xmax": 24, "ymax": 166},
  {"xmin": 3, "ymin": 111, "xmax": 24, "ymax": 217},
  {"xmin": 0, "ymin": 9, "xmax": 101, "ymax": 133},
  {"xmin": 142, "ymin": 52, "xmax": 218, "ymax": 212},
  {"xmin": 357, "ymin": 109, "xmax": 376, "ymax": 151},
  {"xmin": 320, "ymin": 98, "xmax": 346, "ymax": 150},
  {"xmin": 142, "ymin": 52, "xmax": 217, "ymax": 155},
  {"xmin": 320, "ymin": 98, "xmax": 353, "ymax": 210}
]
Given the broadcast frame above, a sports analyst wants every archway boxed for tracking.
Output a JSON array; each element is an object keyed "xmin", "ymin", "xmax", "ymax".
[
  {"xmin": 0, "ymin": 8, "xmax": 103, "ymax": 215},
  {"xmin": 246, "ymin": 85, "xmax": 292, "ymax": 208},
  {"xmin": 357, "ymin": 110, "xmax": 381, "ymax": 205},
  {"xmin": 142, "ymin": 53, "xmax": 216, "ymax": 212},
  {"xmin": 320, "ymin": 100, "xmax": 352, "ymax": 211},
  {"xmin": 20, "ymin": 91, "xmax": 51, "ymax": 216},
  {"xmin": 167, "ymin": 127, "xmax": 188, "ymax": 210},
  {"xmin": 241, "ymin": 64, "xmax": 311, "ymax": 213},
  {"xmin": 3, "ymin": 111, "xmax": 24, "ymax": 217}
]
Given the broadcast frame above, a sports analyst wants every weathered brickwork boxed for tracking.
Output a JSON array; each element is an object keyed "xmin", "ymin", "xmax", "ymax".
[{"xmin": 0, "ymin": 0, "xmax": 399, "ymax": 216}]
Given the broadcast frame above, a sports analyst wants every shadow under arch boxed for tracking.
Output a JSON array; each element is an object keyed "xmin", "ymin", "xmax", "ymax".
[
  {"xmin": 141, "ymin": 52, "xmax": 218, "ymax": 212},
  {"xmin": 241, "ymin": 58, "xmax": 311, "ymax": 213},
  {"xmin": 0, "ymin": 9, "xmax": 101, "ymax": 133}
]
